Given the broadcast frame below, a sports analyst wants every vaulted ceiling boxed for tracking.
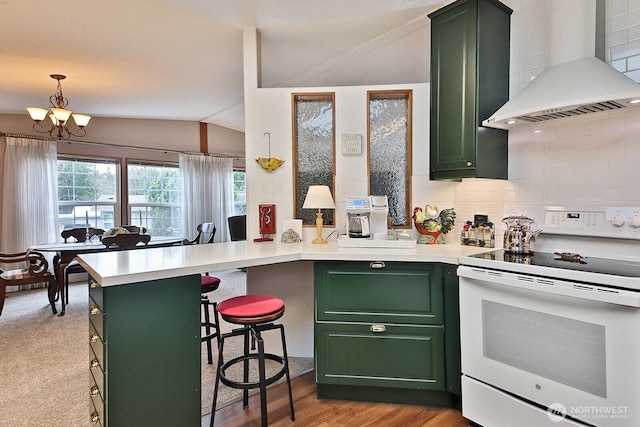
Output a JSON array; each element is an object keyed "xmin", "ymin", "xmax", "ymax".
[{"xmin": 0, "ymin": 0, "xmax": 448, "ymax": 132}]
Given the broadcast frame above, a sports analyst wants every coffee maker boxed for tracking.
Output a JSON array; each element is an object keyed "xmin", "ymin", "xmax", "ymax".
[{"xmin": 346, "ymin": 195, "xmax": 389, "ymax": 239}]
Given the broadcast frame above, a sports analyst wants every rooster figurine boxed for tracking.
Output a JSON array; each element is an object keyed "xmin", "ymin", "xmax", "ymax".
[{"xmin": 413, "ymin": 205, "xmax": 456, "ymax": 244}]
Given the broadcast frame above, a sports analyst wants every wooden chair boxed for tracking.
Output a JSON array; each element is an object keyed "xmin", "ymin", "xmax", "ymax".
[
  {"xmin": 183, "ymin": 222, "xmax": 220, "ymax": 364},
  {"xmin": 183, "ymin": 222, "xmax": 216, "ymax": 245},
  {"xmin": 102, "ymin": 233, "xmax": 151, "ymax": 248},
  {"xmin": 0, "ymin": 250, "xmax": 58, "ymax": 317},
  {"xmin": 61, "ymin": 226, "xmax": 104, "ymax": 243},
  {"xmin": 58, "ymin": 227, "xmax": 105, "ymax": 304}
]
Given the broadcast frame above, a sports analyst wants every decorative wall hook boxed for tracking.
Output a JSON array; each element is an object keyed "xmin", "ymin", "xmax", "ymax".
[{"xmin": 256, "ymin": 132, "xmax": 284, "ymax": 172}]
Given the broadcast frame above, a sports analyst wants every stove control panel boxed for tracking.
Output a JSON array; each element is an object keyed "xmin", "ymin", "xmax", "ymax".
[{"xmin": 504, "ymin": 206, "xmax": 640, "ymax": 240}]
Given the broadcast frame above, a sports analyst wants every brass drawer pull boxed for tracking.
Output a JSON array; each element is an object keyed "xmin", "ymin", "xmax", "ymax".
[
  {"xmin": 369, "ymin": 261, "xmax": 386, "ymax": 269},
  {"xmin": 89, "ymin": 305, "xmax": 101, "ymax": 315},
  {"xmin": 89, "ymin": 279, "xmax": 101, "ymax": 288},
  {"xmin": 370, "ymin": 324, "xmax": 386, "ymax": 333}
]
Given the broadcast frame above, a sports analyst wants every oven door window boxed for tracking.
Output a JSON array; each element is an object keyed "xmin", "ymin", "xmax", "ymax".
[{"xmin": 482, "ymin": 300, "xmax": 606, "ymax": 398}]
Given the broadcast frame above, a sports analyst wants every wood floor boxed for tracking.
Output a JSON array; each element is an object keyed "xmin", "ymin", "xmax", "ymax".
[{"xmin": 202, "ymin": 372, "xmax": 470, "ymax": 427}]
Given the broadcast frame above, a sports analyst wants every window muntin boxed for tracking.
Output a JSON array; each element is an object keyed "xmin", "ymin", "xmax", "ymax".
[
  {"xmin": 127, "ymin": 161, "xmax": 181, "ymax": 237},
  {"xmin": 233, "ymin": 170, "xmax": 247, "ymax": 215},
  {"xmin": 292, "ymin": 93, "xmax": 335, "ymax": 226},
  {"xmin": 57, "ymin": 157, "xmax": 118, "ymax": 232},
  {"xmin": 368, "ymin": 90, "xmax": 412, "ymax": 228}
]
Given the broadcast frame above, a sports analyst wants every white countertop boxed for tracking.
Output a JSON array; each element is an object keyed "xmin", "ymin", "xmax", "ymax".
[{"xmin": 78, "ymin": 239, "xmax": 493, "ymax": 287}]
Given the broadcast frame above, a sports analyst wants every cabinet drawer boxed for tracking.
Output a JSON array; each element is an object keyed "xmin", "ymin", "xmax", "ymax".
[
  {"xmin": 90, "ymin": 392, "xmax": 104, "ymax": 426},
  {"xmin": 90, "ymin": 370, "xmax": 104, "ymax": 403},
  {"xmin": 89, "ymin": 345, "xmax": 104, "ymax": 397},
  {"xmin": 315, "ymin": 261, "xmax": 443, "ymax": 324},
  {"xmin": 89, "ymin": 301, "xmax": 105, "ymax": 338},
  {"xmin": 89, "ymin": 278, "xmax": 103, "ymax": 308},
  {"xmin": 316, "ymin": 322, "xmax": 445, "ymax": 390}
]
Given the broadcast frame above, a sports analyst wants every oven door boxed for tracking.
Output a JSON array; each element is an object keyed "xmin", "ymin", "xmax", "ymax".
[{"xmin": 458, "ymin": 265, "xmax": 640, "ymax": 427}]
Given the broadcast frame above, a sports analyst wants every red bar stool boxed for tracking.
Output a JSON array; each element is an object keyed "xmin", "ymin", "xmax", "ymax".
[
  {"xmin": 201, "ymin": 275, "xmax": 221, "ymax": 365},
  {"xmin": 210, "ymin": 294, "xmax": 295, "ymax": 427}
]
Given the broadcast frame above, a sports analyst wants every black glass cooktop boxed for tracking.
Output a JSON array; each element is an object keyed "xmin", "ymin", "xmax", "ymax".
[{"xmin": 469, "ymin": 250, "xmax": 640, "ymax": 278}]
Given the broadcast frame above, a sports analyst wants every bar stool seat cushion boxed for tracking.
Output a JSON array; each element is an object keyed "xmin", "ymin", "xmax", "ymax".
[
  {"xmin": 217, "ymin": 294, "xmax": 284, "ymax": 319},
  {"xmin": 200, "ymin": 275, "xmax": 221, "ymax": 293}
]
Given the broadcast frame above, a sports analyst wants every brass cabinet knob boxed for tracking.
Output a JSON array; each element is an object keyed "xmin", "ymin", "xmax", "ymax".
[
  {"xmin": 90, "ymin": 412, "xmax": 100, "ymax": 423},
  {"xmin": 90, "ymin": 358, "xmax": 100, "ymax": 369},
  {"xmin": 89, "ymin": 279, "xmax": 101, "ymax": 288},
  {"xmin": 89, "ymin": 305, "xmax": 101, "ymax": 315},
  {"xmin": 90, "ymin": 385, "xmax": 100, "ymax": 396},
  {"xmin": 90, "ymin": 332, "xmax": 101, "ymax": 343},
  {"xmin": 466, "ymin": 161, "xmax": 473, "ymax": 167}
]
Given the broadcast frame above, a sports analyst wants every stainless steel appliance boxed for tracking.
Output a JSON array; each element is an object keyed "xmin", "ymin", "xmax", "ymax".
[
  {"xmin": 502, "ymin": 215, "xmax": 541, "ymax": 253},
  {"xmin": 459, "ymin": 206, "xmax": 640, "ymax": 427}
]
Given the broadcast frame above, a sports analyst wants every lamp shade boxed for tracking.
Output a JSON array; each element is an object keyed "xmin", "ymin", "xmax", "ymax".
[
  {"xmin": 27, "ymin": 107, "xmax": 48, "ymax": 122},
  {"xmin": 72, "ymin": 114, "xmax": 92, "ymax": 127},
  {"xmin": 51, "ymin": 108, "xmax": 72, "ymax": 123},
  {"xmin": 302, "ymin": 185, "xmax": 335, "ymax": 209}
]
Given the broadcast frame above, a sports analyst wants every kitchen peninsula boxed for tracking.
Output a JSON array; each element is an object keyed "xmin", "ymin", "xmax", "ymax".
[{"xmin": 78, "ymin": 240, "xmax": 488, "ymax": 426}]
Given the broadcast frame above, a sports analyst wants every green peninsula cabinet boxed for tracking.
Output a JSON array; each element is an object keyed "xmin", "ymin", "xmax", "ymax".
[
  {"xmin": 88, "ymin": 274, "xmax": 201, "ymax": 427},
  {"xmin": 429, "ymin": 0, "xmax": 512, "ymax": 181},
  {"xmin": 314, "ymin": 261, "xmax": 461, "ymax": 408}
]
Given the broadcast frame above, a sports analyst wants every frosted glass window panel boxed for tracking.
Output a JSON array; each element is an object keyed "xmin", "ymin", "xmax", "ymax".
[
  {"xmin": 293, "ymin": 93, "xmax": 335, "ymax": 225},
  {"xmin": 368, "ymin": 91, "xmax": 412, "ymax": 228}
]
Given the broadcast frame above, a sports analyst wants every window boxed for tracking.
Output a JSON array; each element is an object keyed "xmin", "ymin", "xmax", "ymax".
[
  {"xmin": 233, "ymin": 170, "xmax": 247, "ymax": 215},
  {"xmin": 127, "ymin": 161, "xmax": 181, "ymax": 237},
  {"xmin": 57, "ymin": 157, "xmax": 118, "ymax": 231},
  {"xmin": 292, "ymin": 93, "xmax": 336, "ymax": 226},
  {"xmin": 368, "ymin": 90, "xmax": 412, "ymax": 228}
]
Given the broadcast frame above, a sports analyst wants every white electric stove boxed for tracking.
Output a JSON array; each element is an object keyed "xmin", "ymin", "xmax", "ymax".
[{"xmin": 458, "ymin": 206, "xmax": 640, "ymax": 427}]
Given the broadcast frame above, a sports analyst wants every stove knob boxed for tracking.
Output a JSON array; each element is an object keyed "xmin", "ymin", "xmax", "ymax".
[
  {"xmin": 628, "ymin": 215, "xmax": 640, "ymax": 228},
  {"xmin": 610, "ymin": 213, "xmax": 625, "ymax": 227}
]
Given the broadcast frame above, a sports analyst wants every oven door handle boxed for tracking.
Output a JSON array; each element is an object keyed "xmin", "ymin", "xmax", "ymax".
[{"xmin": 458, "ymin": 265, "xmax": 640, "ymax": 307}]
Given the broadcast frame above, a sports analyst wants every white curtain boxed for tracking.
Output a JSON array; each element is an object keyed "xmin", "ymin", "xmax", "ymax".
[
  {"xmin": 1, "ymin": 137, "xmax": 59, "ymax": 290},
  {"xmin": 179, "ymin": 154, "xmax": 234, "ymax": 242}
]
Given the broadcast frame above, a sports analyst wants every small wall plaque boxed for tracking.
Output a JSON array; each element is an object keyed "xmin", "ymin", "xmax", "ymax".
[{"xmin": 341, "ymin": 134, "xmax": 362, "ymax": 155}]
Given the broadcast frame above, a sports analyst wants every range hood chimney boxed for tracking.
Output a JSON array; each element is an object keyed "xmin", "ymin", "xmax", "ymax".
[{"xmin": 483, "ymin": 0, "xmax": 640, "ymax": 130}]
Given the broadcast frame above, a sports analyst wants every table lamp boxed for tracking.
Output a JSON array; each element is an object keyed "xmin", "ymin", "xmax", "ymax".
[{"xmin": 302, "ymin": 185, "xmax": 335, "ymax": 244}]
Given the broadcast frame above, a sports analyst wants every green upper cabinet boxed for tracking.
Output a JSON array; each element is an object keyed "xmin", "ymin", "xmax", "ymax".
[{"xmin": 429, "ymin": 0, "xmax": 512, "ymax": 181}]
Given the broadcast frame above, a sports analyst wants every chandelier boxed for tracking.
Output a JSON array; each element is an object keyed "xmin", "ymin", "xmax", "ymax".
[{"xmin": 27, "ymin": 74, "xmax": 91, "ymax": 140}]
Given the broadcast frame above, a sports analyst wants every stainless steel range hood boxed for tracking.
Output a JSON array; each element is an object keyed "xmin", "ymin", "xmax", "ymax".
[{"xmin": 483, "ymin": 0, "xmax": 640, "ymax": 130}]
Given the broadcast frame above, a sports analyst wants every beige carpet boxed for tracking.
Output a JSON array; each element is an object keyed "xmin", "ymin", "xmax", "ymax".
[{"xmin": 0, "ymin": 269, "xmax": 313, "ymax": 426}]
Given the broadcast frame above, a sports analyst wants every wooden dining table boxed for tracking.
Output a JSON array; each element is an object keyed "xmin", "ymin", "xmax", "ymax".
[{"xmin": 30, "ymin": 236, "xmax": 185, "ymax": 315}]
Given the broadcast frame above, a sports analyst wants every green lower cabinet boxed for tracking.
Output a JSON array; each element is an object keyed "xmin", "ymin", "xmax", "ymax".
[
  {"xmin": 316, "ymin": 322, "xmax": 445, "ymax": 389},
  {"xmin": 314, "ymin": 261, "xmax": 460, "ymax": 408},
  {"xmin": 88, "ymin": 274, "xmax": 201, "ymax": 427}
]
